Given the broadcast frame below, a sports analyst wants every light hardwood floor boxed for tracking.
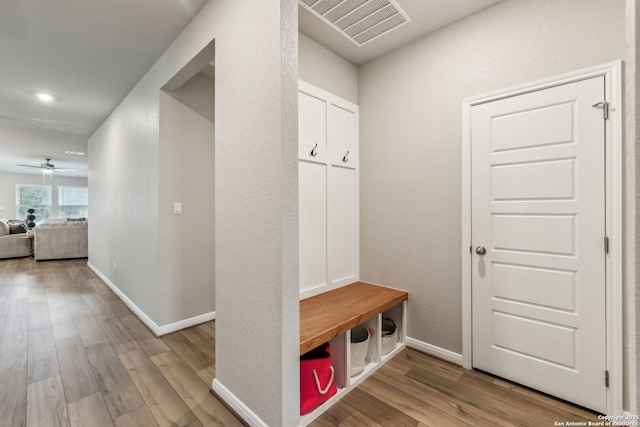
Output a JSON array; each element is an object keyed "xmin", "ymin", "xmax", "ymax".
[{"xmin": 0, "ymin": 257, "xmax": 599, "ymax": 426}]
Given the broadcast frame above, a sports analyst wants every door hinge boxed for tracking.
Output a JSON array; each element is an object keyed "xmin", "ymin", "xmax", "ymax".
[
  {"xmin": 604, "ymin": 236, "xmax": 609, "ymax": 254},
  {"xmin": 592, "ymin": 101, "xmax": 609, "ymax": 120},
  {"xmin": 605, "ymin": 370, "xmax": 610, "ymax": 388}
]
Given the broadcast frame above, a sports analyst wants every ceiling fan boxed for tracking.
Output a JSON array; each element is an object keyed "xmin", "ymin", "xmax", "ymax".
[{"xmin": 16, "ymin": 158, "xmax": 70, "ymax": 172}]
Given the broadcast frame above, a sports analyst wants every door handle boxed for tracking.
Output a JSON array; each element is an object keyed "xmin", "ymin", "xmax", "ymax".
[{"xmin": 475, "ymin": 246, "xmax": 486, "ymax": 255}]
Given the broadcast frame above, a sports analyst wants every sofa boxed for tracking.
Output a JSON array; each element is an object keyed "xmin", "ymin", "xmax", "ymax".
[
  {"xmin": 0, "ymin": 220, "xmax": 32, "ymax": 259},
  {"xmin": 34, "ymin": 221, "xmax": 88, "ymax": 261}
]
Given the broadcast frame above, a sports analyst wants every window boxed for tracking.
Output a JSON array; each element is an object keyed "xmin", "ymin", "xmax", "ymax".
[
  {"xmin": 58, "ymin": 186, "xmax": 88, "ymax": 218},
  {"xmin": 16, "ymin": 185, "xmax": 52, "ymax": 222}
]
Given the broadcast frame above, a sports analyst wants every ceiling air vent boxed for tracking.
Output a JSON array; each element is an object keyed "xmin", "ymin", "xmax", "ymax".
[{"xmin": 300, "ymin": 0, "xmax": 411, "ymax": 46}]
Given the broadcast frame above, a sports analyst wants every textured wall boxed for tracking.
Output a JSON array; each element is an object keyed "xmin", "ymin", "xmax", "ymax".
[
  {"xmin": 165, "ymin": 73, "xmax": 215, "ymax": 121},
  {"xmin": 88, "ymin": 72, "xmax": 162, "ymax": 323},
  {"xmin": 358, "ymin": 0, "xmax": 626, "ymax": 359},
  {"xmin": 214, "ymin": 1, "xmax": 299, "ymax": 424},
  {"xmin": 88, "ymin": 0, "xmax": 299, "ymax": 424},
  {"xmin": 299, "ymin": 32, "xmax": 358, "ymax": 104},
  {"xmin": 159, "ymin": 73, "xmax": 215, "ymax": 323}
]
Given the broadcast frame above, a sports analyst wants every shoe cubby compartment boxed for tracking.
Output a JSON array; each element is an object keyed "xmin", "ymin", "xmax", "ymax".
[
  {"xmin": 299, "ymin": 282, "xmax": 408, "ymax": 426},
  {"xmin": 381, "ymin": 303, "xmax": 406, "ymax": 362},
  {"xmin": 348, "ymin": 316, "xmax": 378, "ymax": 387}
]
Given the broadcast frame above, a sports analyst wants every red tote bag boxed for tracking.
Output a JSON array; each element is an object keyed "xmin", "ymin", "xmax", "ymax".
[{"xmin": 300, "ymin": 343, "xmax": 337, "ymax": 415}]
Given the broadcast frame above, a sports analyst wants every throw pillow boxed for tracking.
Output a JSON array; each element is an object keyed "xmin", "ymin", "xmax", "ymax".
[
  {"xmin": 0, "ymin": 221, "xmax": 8, "ymax": 236},
  {"xmin": 8, "ymin": 220, "xmax": 28, "ymax": 234},
  {"xmin": 67, "ymin": 217, "xmax": 87, "ymax": 222}
]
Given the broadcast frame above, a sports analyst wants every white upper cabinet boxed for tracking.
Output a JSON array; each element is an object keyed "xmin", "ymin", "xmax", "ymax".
[{"xmin": 298, "ymin": 81, "xmax": 359, "ymax": 299}]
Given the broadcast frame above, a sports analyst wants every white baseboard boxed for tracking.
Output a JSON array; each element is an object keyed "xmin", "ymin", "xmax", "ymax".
[
  {"xmin": 155, "ymin": 311, "xmax": 216, "ymax": 336},
  {"xmin": 405, "ymin": 336, "xmax": 463, "ymax": 365},
  {"xmin": 212, "ymin": 379, "xmax": 270, "ymax": 427},
  {"xmin": 86, "ymin": 261, "xmax": 215, "ymax": 337}
]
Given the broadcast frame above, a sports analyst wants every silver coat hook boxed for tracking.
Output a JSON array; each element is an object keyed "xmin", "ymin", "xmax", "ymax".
[
  {"xmin": 310, "ymin": 143, "xmax": 318, "ymax": 157},
  {"xmin": 343, "ymin": 150, "xmax": 350, "ymax": 163}
]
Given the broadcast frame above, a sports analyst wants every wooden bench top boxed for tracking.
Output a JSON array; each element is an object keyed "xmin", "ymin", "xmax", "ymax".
[{"xmin": 300, "ymin": 282, "xmax": 408, "ymax": 355}]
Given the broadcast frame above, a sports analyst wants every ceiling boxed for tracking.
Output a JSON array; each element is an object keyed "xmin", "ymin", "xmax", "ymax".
[
  {"xmin": 0, "ymin": 0, "xmax": 501, "ymax": 179},
  {"xmin": 0, "ymin": 0, "xmax": 208, "ymax": 178},
  {"xmin": 298, "ymin": 0, "xmax": 503, "ymax": 65}
]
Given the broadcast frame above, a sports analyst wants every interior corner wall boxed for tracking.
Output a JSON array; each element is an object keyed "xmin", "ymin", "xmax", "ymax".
[
  {"xmin": 159, "ymin": 73, "xmax": 215, "ymax": 324},
  {"xmin": 88, "ymin": 0, "xmax": 299, "ymax": 425},
  {"xmin": 358, "ymin": 0, "xmax": 628, "ymax": 395},
  {"xmin": 299, "ymin": 32, "xmax": 358, "ymax": 104},
  {"xmin": 0, "ymin": 172, "xmax": 87, "ymax": 219}
]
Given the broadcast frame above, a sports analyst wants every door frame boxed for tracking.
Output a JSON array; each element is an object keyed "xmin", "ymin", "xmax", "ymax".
[{"xmin": 461, "ymin": 61, "xmax": 623, "ymax": 415}]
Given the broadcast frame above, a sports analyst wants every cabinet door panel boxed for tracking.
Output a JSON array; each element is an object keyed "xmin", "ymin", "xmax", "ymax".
[
  {"xmin": 328, "ymin": 166, "xmax": 358, "ymax": 286},
  {"xmin": 299, "ymin": 160, "xmax": 328, "ymax": 293}
]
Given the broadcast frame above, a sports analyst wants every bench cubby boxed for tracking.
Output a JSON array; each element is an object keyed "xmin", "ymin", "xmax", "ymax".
[{"xmin": 299, "ymin": 282, "xmax": 408, "ymax": 425}]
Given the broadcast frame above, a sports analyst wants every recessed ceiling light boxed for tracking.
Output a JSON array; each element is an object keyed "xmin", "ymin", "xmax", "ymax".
[
  {"xmin": 36, "ymin": 93, "xmax": 54, "ymax": 102},
  {"xmin": 65, "ymin": 151, "xmax": 85, "ymax": 156}
]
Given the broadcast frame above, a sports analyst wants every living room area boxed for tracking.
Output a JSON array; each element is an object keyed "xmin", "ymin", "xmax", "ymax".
[{"xmin": 0, "ymin": 127, "xmax": 89, "ymax": 262}]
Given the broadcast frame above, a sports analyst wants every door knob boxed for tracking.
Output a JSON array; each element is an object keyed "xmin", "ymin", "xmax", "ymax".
[{"xmin": 475, "ymin": 246, "xmax": 486, "ymax": 255}]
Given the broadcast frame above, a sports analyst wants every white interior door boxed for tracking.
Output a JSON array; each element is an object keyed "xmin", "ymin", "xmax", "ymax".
[{"xmin": 471, "ymin": 76, "xmax": 607, "ymax": 412}]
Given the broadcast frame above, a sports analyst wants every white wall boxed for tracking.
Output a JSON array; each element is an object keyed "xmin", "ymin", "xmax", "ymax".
[
  {"xmin": 358, "ymin": 0, "xmax": 632, "ymax": 408},
  {"xmin": 88, "ymin": 71, "xmax": 162, "ymax": 328},
  {"xmin": 159, "ymin": 72, "xmax": 215, "ymax": 324},
  {"xmin": 0, "ymin": 172, "xmax": 87, "ymax": 219},
  {"xmin": 213, "ymin": 2, "xmax": 298, "ymax": 424},
  {"xmin": 299, "ymin": 32, "xmax": 358, "ymax": 104},
  {"xmin": 87, "ymin": 0, "xmax": 299, "ymax": 425},
  {"xmin": 165, "ymin": 72, "xmax": 215, "ymax": 120}
]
